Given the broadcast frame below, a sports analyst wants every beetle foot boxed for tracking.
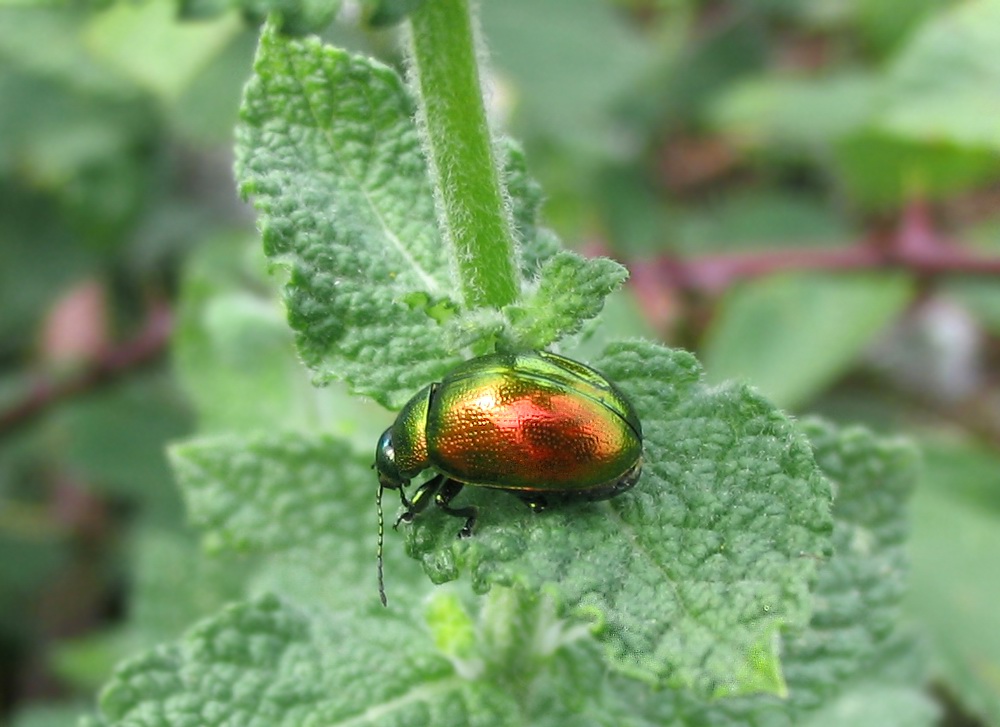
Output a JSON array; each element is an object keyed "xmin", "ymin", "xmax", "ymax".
[
  {"xmin": 516, "ymin": 493, "xmax": 549, "ymax": 513},
  {"xmin": 393, "ymin": 511, "xmax": 414, "ymax": 530}
]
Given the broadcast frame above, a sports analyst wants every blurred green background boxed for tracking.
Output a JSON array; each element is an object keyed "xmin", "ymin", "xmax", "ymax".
[{"xmin": 2, "ymin": 0, "xmax": 1000, "ymax": 724}]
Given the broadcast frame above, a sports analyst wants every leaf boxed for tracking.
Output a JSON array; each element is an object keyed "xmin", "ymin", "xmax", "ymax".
[
  {"xmin": 479, "ymin": 0, "xmax": 654, "ymax": 148},
  {"xmin": 500, "ymin": 252, "xmax": 628, "ymax": 351},
  {"xmin": 84, "ymin": 0, "xmax": 242, "ymax": 102},
  {"xmin": 778, "ymin": 421, "xmax": 925, "ymax": 710},
  {"xmin": 9, "ymin": 705, "xmax": 88, "ymax": 727},
  {"xmin": 363, "ymin": 0, "xmax": 426, "ymax": 27},
  {"xmin": 236, "ymin": 28, "xmax": 623, "ymax": 408},
  {"xmin": 906, "ymin": 447, "xmax": 1000, "ymax": 724},
  {"xmin": 87, "ymin": 594, "xmax": 522, "ymax": 727},
  {"xmin": 799, "ymin": 684, "xmax": 937, "ymax": 726},
  {"xmin": 833, "ymin": 131, "xmax": 1000, "ymax": 208},
  {"xmin": 174, "ymin": 232, "xmax": 391, "ymax": 446},
  {"xmin": 51, "ymin": 373, "xmax": 192, "ymax": 522},
  {"xmin": 404, "ymin": 341, "xmax": 833, "ymax": 696},
  {"xmin": 595, "ymin": 420, "xmax": 932, "ymax": 725},
  {"xmin": 879, "ymin": 0, "xmax": 1000, "ymax": 150},
  {"xmin": 236, "ymin": 25, "xmax": 461, "ymax": 408},
  {"xmin": 711, "ymin": 73, "xmax": 880, "ymax": 148},
  {"xmin": 671, "ymin": 191, "xmax": 853, "ymax": 255},
  {"xmin": 703, "ymin": 273, "xmax": 914, "ymax": 409},
  {"xmin": 171, "ymin": 432, "xmax": 371, "ymax": 557}
]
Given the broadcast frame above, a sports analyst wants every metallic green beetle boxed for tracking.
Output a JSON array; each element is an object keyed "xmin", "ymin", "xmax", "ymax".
[{"xmin": 375, "ymin": 351, "xmax": 643, "ymax": 605}]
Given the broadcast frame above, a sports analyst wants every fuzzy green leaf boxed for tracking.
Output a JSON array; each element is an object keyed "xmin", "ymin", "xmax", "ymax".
[
  {"xmin": 500, "ymin": 251, "xmax": 628, "ymax": 351},
  {"xmin": 236, "ymin": 28, "xmax": 622, "ymax": 407},
  {"xmin": 87, "ymin": 594, "xmax": 521, "ymax": 727},
  {"xmin": 171, "ymin": 432, "xmax": 372, "ymax": 558},
  {"xmin": 236, "ymin": 26, "xmax": 463, "ymax": 408},
  {"xmin": 403, "ymin": 340, "xmax": 833, "ymax": 696},
  {"xmin": 665, "ymin": 420, "xmax": 931, "ymax": 724}
]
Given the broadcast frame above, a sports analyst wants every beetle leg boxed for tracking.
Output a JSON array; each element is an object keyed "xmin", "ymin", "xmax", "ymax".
[
  {"xmin": 435, "ymin": 479, "xmax": 477, "ymax": 538},
  {"xmin": 394, "ymin": 474, "xmax": 444, "ymax": 529},
  {"xmin": 515, "ymin": 492, "xmax": 549, "ymax": 513}
]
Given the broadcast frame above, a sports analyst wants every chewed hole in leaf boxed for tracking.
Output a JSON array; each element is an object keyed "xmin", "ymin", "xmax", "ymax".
[{"xmin": 402, "ymin": 291, "xmax": 460, "ymax": 324}]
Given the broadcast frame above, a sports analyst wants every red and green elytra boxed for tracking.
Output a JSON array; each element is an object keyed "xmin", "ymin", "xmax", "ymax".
[{"xmin": 375, "ymin": 350, "xmax": 643, "ymax": 605}]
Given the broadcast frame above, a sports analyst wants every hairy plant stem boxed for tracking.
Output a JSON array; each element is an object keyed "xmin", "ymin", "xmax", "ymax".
[{"xmin": 407, "ymin": 0, "xmax": 519, "ymax": 311}]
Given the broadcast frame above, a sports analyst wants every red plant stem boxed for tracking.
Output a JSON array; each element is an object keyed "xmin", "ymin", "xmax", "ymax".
[
  {"xmin": 0, "ymin": 303, "xmax": 173, "ymax": 438},
  {"xmin": 653, "ymin": 202, "xmax": 1000, "ymax": 295}
]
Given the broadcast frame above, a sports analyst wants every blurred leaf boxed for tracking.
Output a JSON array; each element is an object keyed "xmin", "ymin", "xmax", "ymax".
[
  {"xmin": 0, "ymin": 186, "xmax": 97, "ymax": 349},
  {"xmin": 10, "ymin": 704, "xmax": 88, "ymax": 727},
  {"xmin": 853, "ymin": 0, "xmax": 949, "ymax": 57},
  {"xmin": 703, "ymin": 274, "xmax": 914, "ymax": 409},
  {"xmin": 174, "ymin": 233, "xmax": 318, "ymax": 433},
  {"xmin": 879, "ymin": 0, "xmax": 1000, "ymax": 150},
  {"xmin": 85, "ymin": 0, "xmax": 242, "ymax": 102},
  {"xmin": 671, "ymin": 191, "xmax": 853, "ymax": 255},
  {"xmin": 170, "ymin": 29, "xmax": 258, "ymax": 144},
  {"xmin": 651, "ymin": 16, "xmax": 768, "ymax": 130},
  {"xmin": 480, "ymin": 0, "xmax": 654, "ymax": 147},
  {"xmin": 51, "ymin": 631, "xmax": 125, "ymax": 695},
  {"xmin": 563, "ymin": 287, "xmax": 657, "ymax": 362},
  {"xmin": 175, "ymin": 233, "xmax": 391, "ymax": 448},
  {"xmin": 0, "ymin": 8, "xmax": 129, "ymax": 99},
  {"xmin": 0, "ymin": 9, "xmax": 157, "ymax": 245},
  {"xmin": 833, "ymin": 131, "xmax": 1000, "ymax": 208},
  {"xmin": 126, "ymin": 527, "xmax": 250, "ymax": 642},
  {"xmin": 907, "ymin": 478, "xmax": 1000, "ymax": 724},
  {"xmin": 54, "ymin": 526, "xmax": 252, "ymax": 692},
  {"xmin": 52, "ymin": 373, "xmax": 192, "ymax": 520},
  {"xmin": 0, "ymin": 536, "xmax": 67, "ymax": 641},
  {"xmin": 921, "ymin": 438, "xmax": 1000, "ymax": 514},
  {"xmin": 711, "ymin": 73, "xmax": 879, "ymax": 148},
  {"xmin": 798, "ymin": 684, "xmax": 937, "ymax": 726},
  {"xmin": 364, "ymin": 0, "xmax": 426, "ymax": 26}
]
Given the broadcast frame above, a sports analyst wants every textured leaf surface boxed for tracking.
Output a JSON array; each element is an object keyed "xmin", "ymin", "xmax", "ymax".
[
  {"xmin": 405, "ymin": 340, "xmax": 833, "ymax": 696},
  {"xmin": 87, "ymin": 595, "xmax": 520, "ymax": 727},
  {"xmin": 236, "ymin": 26, "xmax": 462, "ymax": 408},
  {"xmin": 235, "ymin": 29, "xmax": 601, "ymax": 408},
  {"xmin": 171, "ymin": 432, "xmax": 372, "ymax": 559},
  {"xmin": 669, "ymin": 420, "xmax": 930, "ymax": 725},
  {"xmin": 501, "ymin": 251, "xmax": 628, "ymax": 351}
]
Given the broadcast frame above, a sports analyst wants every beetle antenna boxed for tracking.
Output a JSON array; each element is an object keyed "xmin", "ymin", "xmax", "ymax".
[{"xmin": 377, "ymin": 482, "xmax": 388, "ymax": 607}]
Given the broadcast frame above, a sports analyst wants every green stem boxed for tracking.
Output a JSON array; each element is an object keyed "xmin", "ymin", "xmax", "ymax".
[{"xmin": 408, "ymin": 0, "xmax": 519, "ymax": 310}]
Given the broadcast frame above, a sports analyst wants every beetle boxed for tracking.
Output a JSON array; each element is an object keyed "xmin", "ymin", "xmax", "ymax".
[{"xmin": 375, "ymin": 350, "xmax": 643, "ymax": 605}]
